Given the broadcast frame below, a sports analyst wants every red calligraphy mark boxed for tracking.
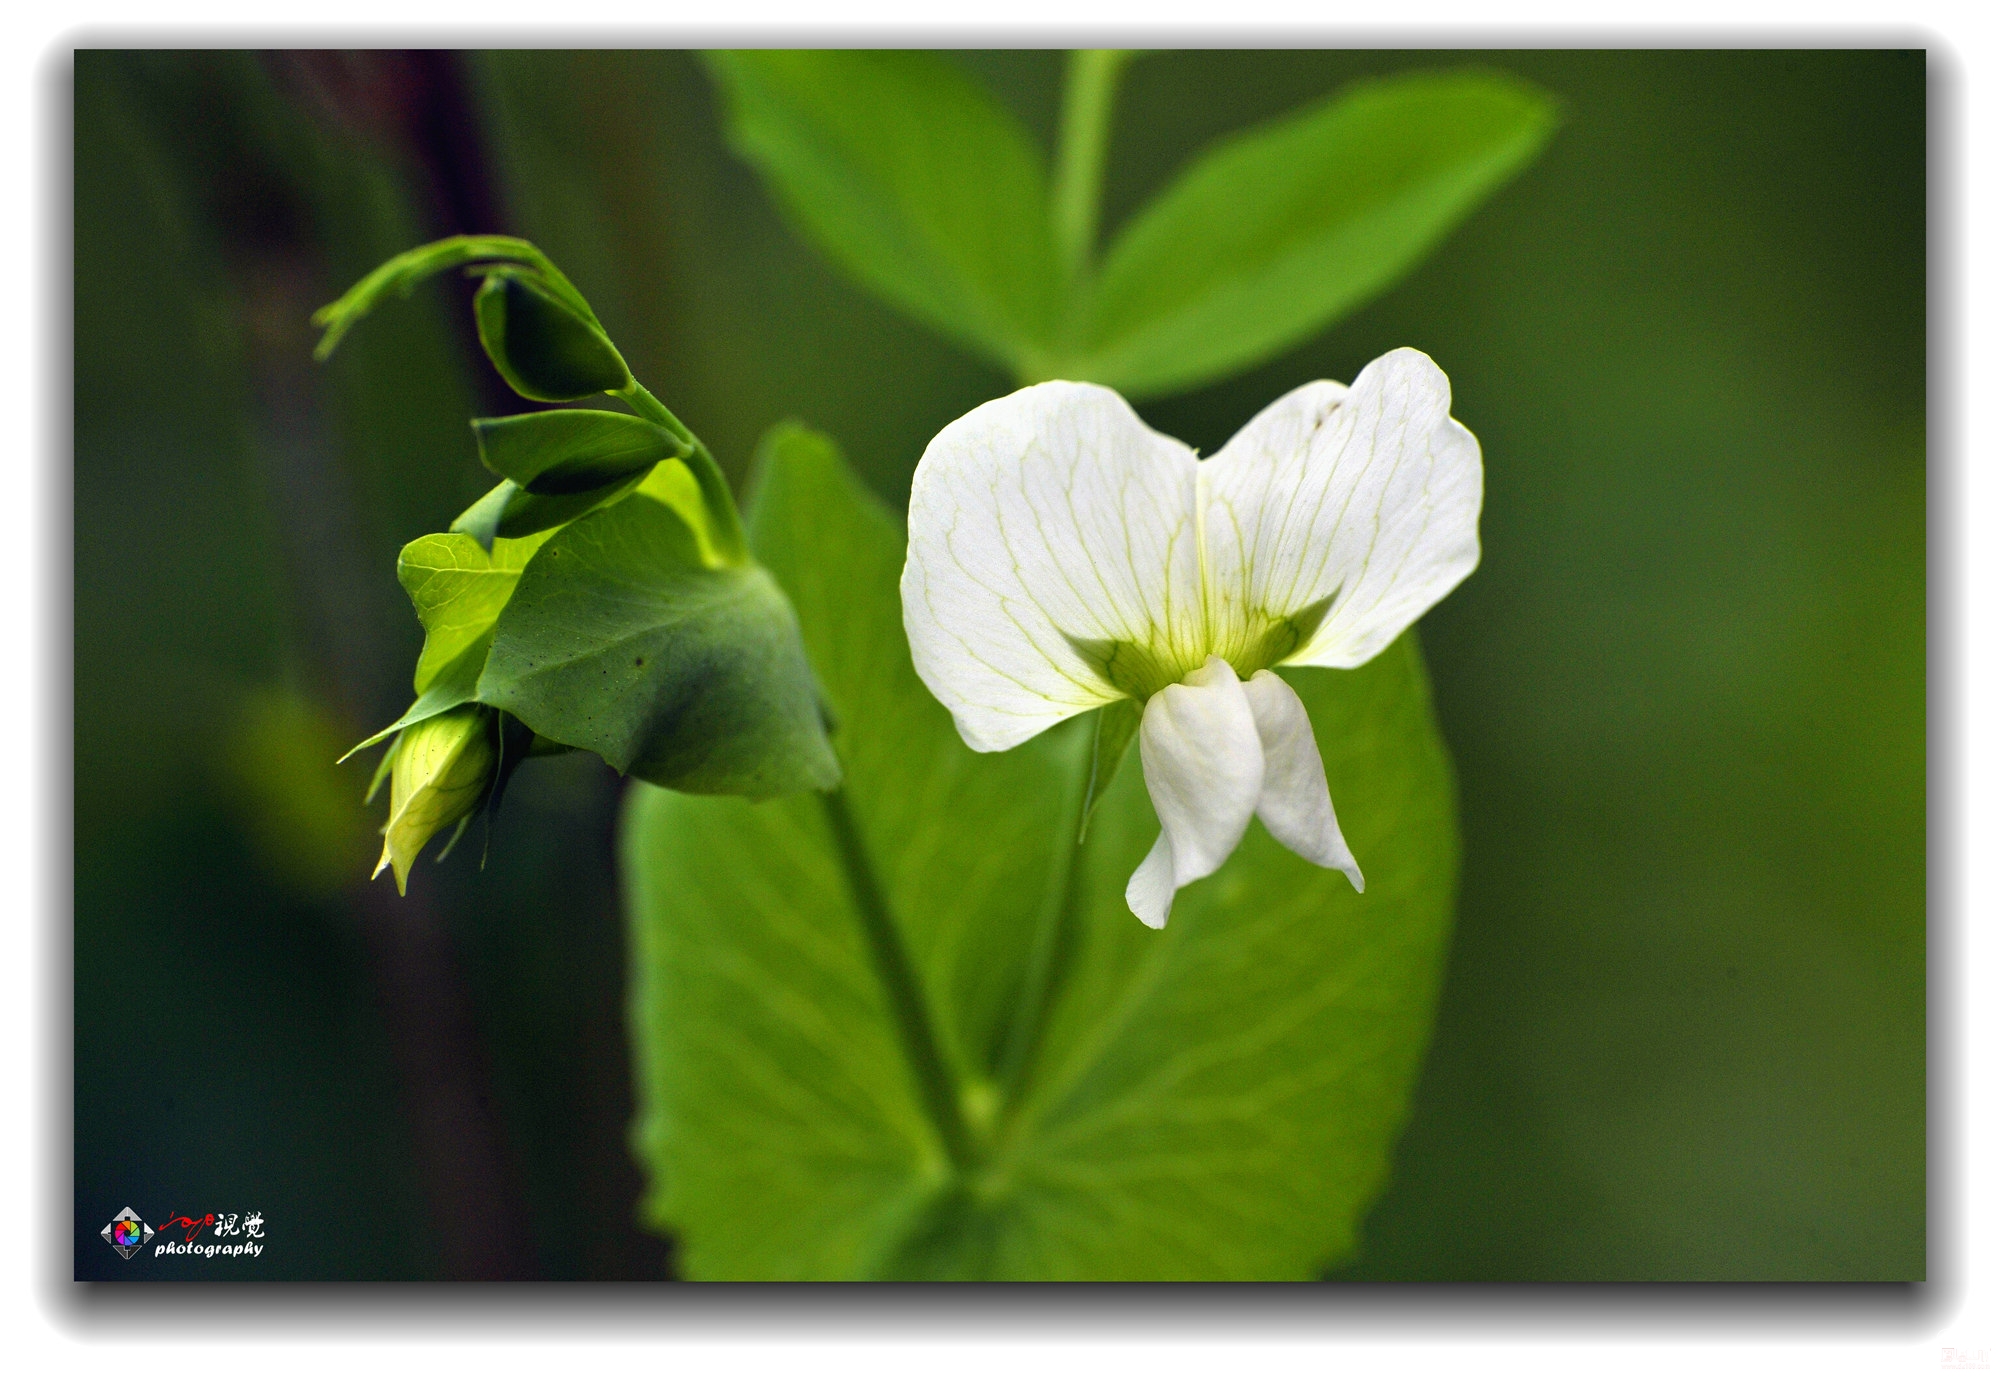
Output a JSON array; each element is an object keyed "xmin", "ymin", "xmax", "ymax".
[{"xmin": 158, "ymin": 1212, "xmax": 215, "ymax": 1243}]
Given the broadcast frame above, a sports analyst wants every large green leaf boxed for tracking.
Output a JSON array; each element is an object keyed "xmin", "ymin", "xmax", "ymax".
[
  {"xmin": 1066, "ymin": 69, "xmax": 1557, "ymax": 397},
  {"xmin": 478, "ymin": 486, "xmax": 838, "ymax": 799},
  {"xmin": 704, "ymin": 51, "xmax": 1063, "ymax": 377},
  {"xmin": 622, "ymin": 424, "xmax": 1461, "ymax": 1279}
]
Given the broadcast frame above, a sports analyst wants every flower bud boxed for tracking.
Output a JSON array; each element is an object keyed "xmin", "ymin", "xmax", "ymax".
[
  {"xmin": 372, "ymin": 706, "xmax": 498, "ymax": 894},
  {"xmin": 473, "ymin": 270, "xmax": 632, "ymax": 402}
]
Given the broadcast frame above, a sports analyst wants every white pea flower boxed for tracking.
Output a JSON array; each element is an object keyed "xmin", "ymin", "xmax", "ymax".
[{"xmin": 901, "ymin": 348, "xmax": 1482, "ymax": 928}]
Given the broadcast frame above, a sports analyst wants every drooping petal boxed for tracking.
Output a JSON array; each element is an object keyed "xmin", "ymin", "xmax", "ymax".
[
  {"xmin": 1124, "ymin": 835, "xmax": 1178, "ymax": 935},
  {"xmin": 1126, "ymin": 656, "xmax": 1266, "ymax": 928},
  {"xmin": 1242, "ymin": 671, "xmax": 1363, "ymax": 892},
  {"xmin": 902, "ymin": 381, "xmax": 1206, "ymax": 752},
  {"xmin": 1201, "ymin": 347, "xmax": 1482, "ymax": 671}
]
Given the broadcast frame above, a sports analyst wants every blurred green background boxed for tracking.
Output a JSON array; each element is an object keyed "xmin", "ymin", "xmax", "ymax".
[{"xmin": 73, "ymin": 49, "xmax": 1923, "ymax": 1280}]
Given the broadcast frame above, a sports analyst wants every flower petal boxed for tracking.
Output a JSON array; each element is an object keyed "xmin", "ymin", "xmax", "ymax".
[
  {"xmin": 902, "ymin": 381, "xmax": 1205, "ymax": 752},
  {"xmin": 1124, "ymin": 835, "xmax": 1178, "ymax": 933},
  {"xmin": 1242, "ymin": 671, "xmax": 1363, "ymax": 892},
  {"xmin": 1126, "ymin": 656, "xmax": 1265, "ymax": 927},
  {"xmin": 1202, "ymin": 347, "xmax": 1482, "ymax": 670}
]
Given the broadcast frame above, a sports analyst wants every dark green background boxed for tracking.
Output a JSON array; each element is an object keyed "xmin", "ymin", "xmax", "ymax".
[{"xmin": 74, "ymin": 49, "xmax": 1924, "ymax": 1280}]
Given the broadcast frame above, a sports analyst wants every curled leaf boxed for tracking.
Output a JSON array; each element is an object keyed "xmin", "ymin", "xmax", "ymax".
[
  {"xmin": 312, "ymin": 234, "xmax": 590, "ymax": 360},
  {"xmin": 450, "ymin": 474, "xmax": 649, "ymax": 552},
  {"xmin": 473, "ymin": 269, "xmax": 632, "ymax": 401},
  {"xmin": 471, "ymin": 409, "xmax": 685, "ymax": 493}
]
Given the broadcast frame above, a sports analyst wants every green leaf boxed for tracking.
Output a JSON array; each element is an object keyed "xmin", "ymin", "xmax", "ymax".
[
  {"xmin": 1072, "ymin": 70, "xmax": 1558, "ymax": 397},
  {"xmin": 349, "ymin": 523, "xmax": 547, "ymax": 764},
  {"xmin": 397, "ymin": 531, "xmax": 550, "ymax": 691},
  {"xmin": 705, "ymin": 50, "xmax": 1063, "ymax": 376},
  {"xmin": 471, "ymin": 409, "xmax": 683, "ymax": 493},
  {"xmin": 622, "ymin": 424, "xmax": 1461, "ymax": 1279},
  {"xmin": 450, "ymin": 473, "xmax": 650, "ymax": 551},
  {"xmin": 473, "ymin": 268, "xmax": 634, "ymax": 402},
  {"xmin": 477, "ymin": 482, "xmax": 839, "ymax": 799},
  {"xmin": 631, "ymin": 457, "xmax": 732, "ymax": 569}
]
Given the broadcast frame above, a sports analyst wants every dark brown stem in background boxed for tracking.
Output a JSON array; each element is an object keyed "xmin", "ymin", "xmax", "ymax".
[
  {"xmin": 240, "ymin": 50, "xmax": 547, "ymax": 1277},
  {"xmin": 235, "ymin": 240, "xmax": 542, "ymax": 1281},
  {"xmin": 345, "ymin": 882, "xmax": 540, "ymax": 1278},
  {"xmin": 271, "ymin": 49, "xmax": 517, "ymax": 417}
]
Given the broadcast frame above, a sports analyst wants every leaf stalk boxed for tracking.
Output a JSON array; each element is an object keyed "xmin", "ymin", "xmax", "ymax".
[{"xmin": 616, "ymin": 383, "xmax": 751, "ymax": 566}]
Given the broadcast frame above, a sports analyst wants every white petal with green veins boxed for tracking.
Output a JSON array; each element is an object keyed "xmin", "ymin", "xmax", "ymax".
[
  {"xmin": 1205, "ymin": 348, "xmax": 1482, "ymax": 673},
  {"xmin": 902, "ymin": 349, "xmax": 1481, "ymax": 924},
  {"xmin": 902, "ymin": 380, "xmax": 1202, "ymax": 751}
]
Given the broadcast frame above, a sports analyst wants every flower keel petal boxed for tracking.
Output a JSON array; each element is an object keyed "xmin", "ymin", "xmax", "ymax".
[
  {"xmin": 1243, "ymin": 671, "xmax": 1364, "ymax": 892},
  {"xmin": 1127, "ymin": 656, "xmax": 1265, "ymax": 926},
  {"xmin": 1125, "ymin": 833, "xmax": 1178, "ymax": 931}
]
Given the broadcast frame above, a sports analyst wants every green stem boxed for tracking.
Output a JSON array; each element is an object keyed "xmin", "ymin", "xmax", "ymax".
[
  {"xmin": 821, "ymin": 786, "xmax": 978, "ymax": 1174},
  {"xmin": 615, "ymin": 383, "xmax": 750, "ymax": 566},
  {"xmin": 1050, "ymin": 50, "xmax": 1132, "ymax": 281},
  {"xmin": 991, "ymin": 742, "xmax": 1097, "ymax": 1107}
]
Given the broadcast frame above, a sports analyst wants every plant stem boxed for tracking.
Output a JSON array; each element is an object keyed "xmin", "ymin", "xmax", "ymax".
[
  {"xmin": 615, "ymin": 383, "xmax": 750, "ymax": 566},
  {"xmin": 1050, "ymin": 49, "xmax": 1132, "ymax": 281},
  {"xmin": 821, "ymin": 785, "xmax": 978, "ymax": 1173}
]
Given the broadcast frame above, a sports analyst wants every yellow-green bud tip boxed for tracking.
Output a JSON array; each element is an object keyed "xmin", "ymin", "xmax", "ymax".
[{"xmin": 374, "ymin": 707, "xmax": 497, "ymax": 895}]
